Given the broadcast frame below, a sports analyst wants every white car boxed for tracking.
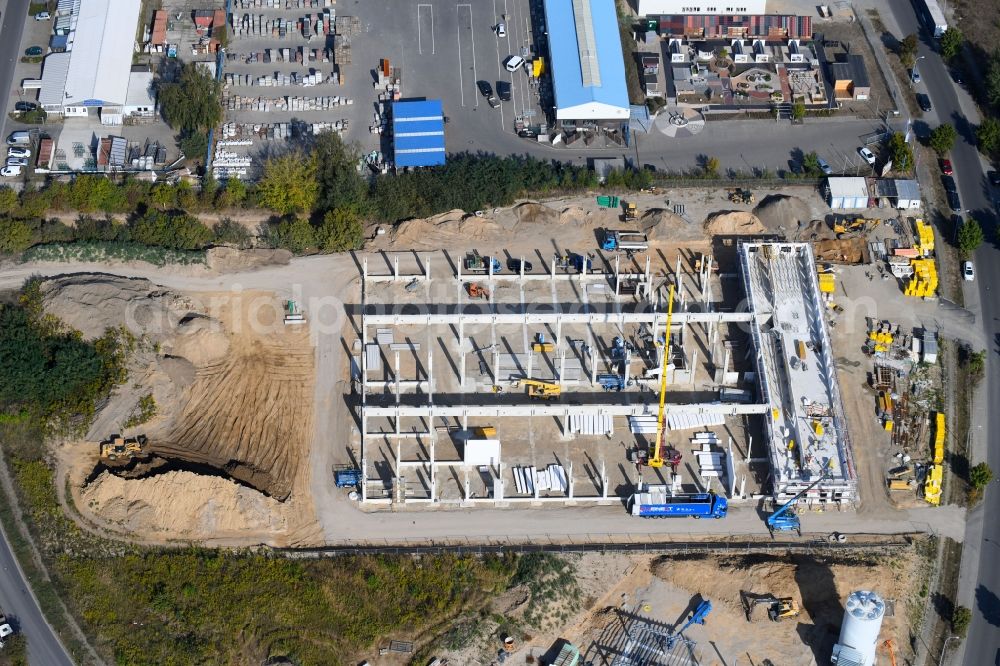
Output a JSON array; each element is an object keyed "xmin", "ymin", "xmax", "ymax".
[
  {"xmin": 817, "ymin": 157, "xmax": 832, "ymax": 175},
  {"xmin": 34, "ymin": 11, "xmax": 50, "ymax": 20},
  {"xmin": 963, "ymin": 261, "xmax": 975, "ymax": 281},
  {"xmin": 858, "ymin": 146, "xmax": 876, "ymax": 165},
  {"xmin": 504, "ymin": 55, "xmax": 525, "ymax": 72},
  {"xmin": 7, "ymin": 147, "xmax": 30, "ymax": 158},
  {"xmin": 5, "ymin": 157, "xmax": 27, "ymax": 168},
  {"xmin": 496, "ymin": 22, "xmax": 506, "ymax": 37},
  {"xmin": 0, "ymin": 166, "xmax": 22, "ymax": 177}
]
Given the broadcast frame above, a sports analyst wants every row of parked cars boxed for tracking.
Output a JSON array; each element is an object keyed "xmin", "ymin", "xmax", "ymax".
[{"xmin": 2, "ymin": 132, "xmax": 32, "ymax": 177}]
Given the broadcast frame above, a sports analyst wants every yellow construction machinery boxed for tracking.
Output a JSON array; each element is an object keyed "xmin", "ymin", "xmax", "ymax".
[
  {"xmin": 531, "ymin": 333, "xmax": 555, "ymax": 353},
  {"xmin": 100, "ymin": 435, "xmax": 147, "ymax": 461},
  {"xmin": 520, "ymin": 379, "xmax": 561, "ymax": 400},
  {"xmin": 465, "ymin": 282, "xmax": 490, "ymax": 300},
  {"xmin": 832, "ymin": 217, "xmax": 881, "ymax": 238},
  {"xmin": 742, "ymin": 592, "xmax": 801, "ymax": 622},
  {"xmin": 647, "ymin": 285, "xmax": 676, "ymax": 468},
  {"xmin": 728, "ymin": 188, "xmax": 754, "ymax": 204},
  {"xmin": 623, "ymin": 201, "xmax": 638, "ymax": 221}
]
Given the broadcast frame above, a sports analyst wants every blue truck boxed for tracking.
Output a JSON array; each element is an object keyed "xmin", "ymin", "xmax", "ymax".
[
  {"xmin": 629, "ymin": 486, "xmax": 727, "ymax": 518},
  {"xmin": 334, "ymin": 467, "xmax": 362, "ymax": 488},
  {"xmin": 600, "ymin": 229, "xmax": 649, "ymax": 253}
]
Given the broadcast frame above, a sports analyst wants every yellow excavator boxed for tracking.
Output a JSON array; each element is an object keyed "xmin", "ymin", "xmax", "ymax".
[
  {"xmin": 520, "ymin": 379, "xmax": 561, "ymax": 400},
  {"xmin": 832, "ymin": 217, "xmax": 880, "ymax": 239},
  {"xmin": 648, "ymin": 285, "xmax": 676, "ymax": 468},
  {"xmin": 100, "ymin": 435, "xmax": 147, "ymax": 461}
]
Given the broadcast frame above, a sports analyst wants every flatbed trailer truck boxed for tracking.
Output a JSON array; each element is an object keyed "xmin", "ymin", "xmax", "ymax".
[
  {"xmin": 600, "ymin": 229, "xmax": 649, "ymax": 253},
  {"xmin": 629, "ymin": 486, "xmax": 727, "ymax": 518}
]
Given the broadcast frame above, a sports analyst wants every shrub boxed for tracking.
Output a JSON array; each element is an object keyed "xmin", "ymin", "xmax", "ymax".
[{"xmin": 971, "ymin": 463, "xmax": 994, "ymax": 490}]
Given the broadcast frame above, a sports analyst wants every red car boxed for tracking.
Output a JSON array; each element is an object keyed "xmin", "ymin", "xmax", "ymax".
[{"xmin": 940, "ymin": 159, "xmax": 953, "ymax": 176}]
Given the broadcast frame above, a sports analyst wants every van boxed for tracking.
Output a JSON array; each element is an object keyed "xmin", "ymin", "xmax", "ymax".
[{"xmin": 6, "ymin": 131, "xmax": 30, "ymax": 146}]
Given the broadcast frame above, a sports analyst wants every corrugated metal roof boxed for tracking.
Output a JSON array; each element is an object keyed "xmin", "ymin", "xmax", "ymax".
[
  {"xmin": 827, "ymin": 177, "xmax": 869, "ymax": 199},
  {"xmin": 392, "ymin": 100, "xmax": 446, "ymax": 168},
  {"xmin": 38, "ymin": 52, "xmax": 72, "ymax": 106},
  {"xmin": 542, "ymin": 0, "xmax": 629, "ymax": 121},
  {"xmin": 64, "ymin": 0, "xmax": 142, "ymax": 106},
  {"xmin": 109, "ymin": 136, "xmax": 127, "ymax": 166}
]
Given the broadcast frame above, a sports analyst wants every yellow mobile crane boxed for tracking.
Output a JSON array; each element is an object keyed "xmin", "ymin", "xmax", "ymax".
[{"xmin": 648, "ymin": 285, "xmax": 676, "ymax": 468}]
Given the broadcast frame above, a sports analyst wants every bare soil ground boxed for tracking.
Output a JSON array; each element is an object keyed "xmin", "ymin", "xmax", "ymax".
[{"xmin": 42, "ymin": 276, "xmax": 322, "ymax": 546}]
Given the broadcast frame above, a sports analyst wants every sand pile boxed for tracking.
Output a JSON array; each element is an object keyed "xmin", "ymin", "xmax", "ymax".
[
  {"xmin": 514, "ymin": 202, "xmax": 561, "ymax": 226},
  {"xmin": 754, "ymin": 194, "xmax": 817, "ymax": 234},
  {"xmin": 82, "ymin": 470, "xmax": 288, "ymax": 537},
  {"xmin": 703, "ymin": 211, "xmax": 766, "ymax": 236},
  {"xmin": 206, "ymin": 247, "xmax": 292, "ymax": 273},
  {"xmin": 41, "ymin": 275, "xmax": 197, "ymax": 341},
  {"xmin": 640, "ymin": 209, "xmax": 699, "ymax": 241},
  {"xmin": 388, "ymin": 209, "xmax": 502, "ymax": 249}
]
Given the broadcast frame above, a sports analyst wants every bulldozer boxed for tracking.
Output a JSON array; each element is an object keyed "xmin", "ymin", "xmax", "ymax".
[
  {"xmin": 832, "ymin": 217, "xmax": 880, "ymax": 239},
  {"xmin": 741, "ymin": 592, "xmax": 801, "ymax": 622},
  {"xmin": 465, "ymin": 282, "xmax": 490, "ymax": 300},
  {"xmin": 728, "ymin": 188, "xmax": 754, "ymax": 204},
  {"xmin": 623, "ymin": 201, "xmax": 638, "ymax": 221},
  {"xmin": 518, "ymin": 378, "xmax": 561, "ymax": 400},
  {"xmin": 100, "ymin": 435, "xmax": 147, "ymax": 461}
]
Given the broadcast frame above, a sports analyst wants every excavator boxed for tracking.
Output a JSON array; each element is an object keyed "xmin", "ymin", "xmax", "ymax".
[
  {"xmin": 832, "ymin": 217, "xmax": 880, "ymax": 239},
  {"xmin": 623, "ymin": 201, "xmax": 638, "ymax": 221},
  {"xmin": 741, "ymin": 592, "xmax": 801, "ymax": 622}
]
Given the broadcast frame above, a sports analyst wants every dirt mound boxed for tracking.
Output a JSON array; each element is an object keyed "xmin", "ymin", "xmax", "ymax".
[
  {"xmin": 165, "ymin": 323, "xmax": 231, "ymax": 367},
  {"xmin": 640, "ymin": 208, "xmax": 700, "ymax": 241},
  {"xmin": 41, "ymin": 275, "xmax": 197, "ymax": 341},
  {"xmin": 206, "ymin": 247, "xmax": 292, "ymax": 273},
  {"xmin": 81, "ymin": 470, "xmax": 289, "ymax": 537},
  {"xmin": 753, "ymin": 194, "xmax": 817, "ymax": 234},
  {"xmin": 388, "ymin": 209, "xmax": 503, "ymax": 249},
  {"xmin": 514, "ymin": 202, "xmax": 561, "ymax": 226},
  {"xmin": 703, "ymin": 211, "xmax": 766, "ymax": 236}
]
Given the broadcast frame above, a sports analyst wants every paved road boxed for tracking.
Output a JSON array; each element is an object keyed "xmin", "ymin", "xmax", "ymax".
[
  {"xmin": 0, "ymin": 0, "xmax": 28, "ymax": 145},
  {"xmin": 0, "ymin": 521, "xmax": 73, "ymax": 666},
  {"xmin": 877, "ymin": 1, "xmax": 1000, "ymax": 664}
]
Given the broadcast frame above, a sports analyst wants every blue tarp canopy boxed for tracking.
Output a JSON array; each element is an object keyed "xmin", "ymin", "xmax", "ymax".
[{"xmin": 392, "ymin": 99, "xmax": 446, "ymax": 168}]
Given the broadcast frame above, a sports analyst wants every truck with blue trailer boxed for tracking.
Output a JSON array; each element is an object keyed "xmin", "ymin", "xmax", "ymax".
[
  {"xmin": 629, "ymin": 486, "xmax": 727, "ymax": 518},
  {"xmin": 600, "ymin": 229, "xmax": 648, "ymax": 253}
]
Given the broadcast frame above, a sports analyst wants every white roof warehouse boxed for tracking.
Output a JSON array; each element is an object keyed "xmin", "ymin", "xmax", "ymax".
[{"xmin": 38, "ymin": 0, "xmax": 143, "ymax": 125}]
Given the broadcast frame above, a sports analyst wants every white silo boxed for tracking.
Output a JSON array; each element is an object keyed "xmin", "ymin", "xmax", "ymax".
[{"xmin": 830, "ymin": 590, "xmax": 885, "ymax": 666}]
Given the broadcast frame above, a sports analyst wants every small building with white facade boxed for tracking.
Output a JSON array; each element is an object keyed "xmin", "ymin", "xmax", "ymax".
[
  {"xmin": 826, "ymin": 177, "xmax": 870, "ymax": 210},
  {"xmin": 38, "ymin": 0, "xmax": 144, "ymax": 125},
  {"xmin": 542, "ymin": 0, "xmax": 630, "ymax": 124}
]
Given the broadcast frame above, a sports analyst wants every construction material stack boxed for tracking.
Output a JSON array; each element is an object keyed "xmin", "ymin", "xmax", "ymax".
[
  {"xmin": 914, "ymin": 219, "xmax": 935, "ymax": 256},
  {"xmin": 924, "ymin": 411, "xmax": 945, "ymax": 505},
  {"xmin": 904, "ymin": 258, "xmax": 938, "ymax": 297}
]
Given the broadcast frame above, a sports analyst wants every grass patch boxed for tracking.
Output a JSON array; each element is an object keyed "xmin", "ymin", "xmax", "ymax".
[{"xmin": 21, "ymin": 242, "xmax": 205, "ymax": 266}]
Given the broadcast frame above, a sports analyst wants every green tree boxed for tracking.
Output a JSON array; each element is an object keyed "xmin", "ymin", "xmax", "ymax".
[
  {"xmin": 158, "ymin": 63, "xmax": 223, "ymax": 134},
  {"xmin": 971, "ymin": 462, "xmax": 994, "ymax": 490},
  {"xmin": 939, "ymin": 27, "xmax": 963, "ymax": 61},
  {"xmin": 929, "ymin": 124, "xmax": 957, "ymax": 155},
  {"xmin": 968, "ymin": 349, "xmax": 987, "ymax": 377},
  {"xmin": 216, "ymin": 178, "xmax": 247, "ymax": 208},
  {"xmin": 266, "ymin": 217, "xmax": 316, "ymax": 253},
  {"xmin": 957, "ymin": 217, "xmax": 984, "ymax": 254},
  {"xmin": 175, "ymin": 180, "xmax": 197, "ymax": 211},
  {"xmin": 899, "ymin": 34, "xmax": 919, "ymax": 68},
  {"xmin": 0, "ymin": 186, "xmax": 19, "ymax": 215},
  {"xmin": 129, "ymin": 211, "xmax": 213, "ymax": 250},
  {"xmin": 792, "ymin": 100, "xmax": 806, "ymax": 121},
  {"xmin": 802, "ymin": 151, "xmax": 821, "ymax": 176},
  {"xmin": 317, "ymin": 208, "xmax": 363, "ymax": 252},
  {"xmin": 703, "ymin": 156, "xmax": 720, "ymax": 178},
  {"xmin": 179, "ymin": 131, "xmax": 209, "ymax": 162},
  {"xmin": 887, "ymin": 132, "xmax": 913, "ymax": 172},
  {"xmin": 151, "ymin": 183, "xmax": 176, "ymax": 210},
  {"xmin": 977, "ymin": 117, "xmax": 1000, "ymax": 155},
  {"xmin": 952, "ymin": 605, "xmax": 972, "ymax": 636},
  {"xmin": 0, "ymin": 218, "xmax": 32, "ymax": 254},
  {"xmin": 212, "ymin": 218, "xmax": 253, "ymax": 249},
  {"xmin": 314, "ymin": 133, "xmax": 368, "ymax": 214},
  {"xmin": 988, "ymin": 49, "xmax": 1000, "ymax": 108},
  {"xmin": 256, "ymin": 152, "xmax": 319, "ymax": 216}
]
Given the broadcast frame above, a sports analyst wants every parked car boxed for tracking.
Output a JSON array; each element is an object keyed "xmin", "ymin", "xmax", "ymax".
[
  {"xmin": 5, "ymin": 158, "xmax": 27, "ymax": 168},
  {"xmin": 7, "ymin": 147, "xmax": 30, "ymax": 158},
  {"xmin": 6, "ymin": 131, "xmax": 29, "ymax": 145},
  {"xmin": 24, "ymin": 46, "xmax": 43, "ymax": 56},
  {"xmin": 817, "ymin": 157, "xmax": 833, "ymax": 175},
  {"xmin": 496, "ymin": 22, "xmax": 506, "ymax": 37},
  {"xmin": 951, "ymin": 68, "xmax": 964, "ymax": 85},
  {"xmin": 504, "ymin": 55, "xmax": 525, "ymax": 72},
  {"xmin": 963, "ymin": 261, "xmax": 975, "ymax": 281},
  {"xmin": 476, "ymin": 80, "xmax": 494, "ymax": 98},
  {"xmin": 910, "ymin": 69, "xmax": 921, "ymax": 83},
  {"xmin": 34, "ymin": 11, "xmax": 50, "ymax": 20},
  {"xmin": 506, "ymin": 258, "xmax": 533, "ymax": 272},
  {"xmin": 14, "ymin": 101, "xmax": 36, "ymax": 112},
  {"xmin": 989, "ymin": 170, "xmax": 1000, "ymax": 186},
  {"xmin": 0, "ymin": 166, "xmax": 21, "ymax": 177},
  {"xmin": 942, "ymin": 176, "xmax": 962, "ymax": 212},
  {"xmin": 496, "ymin": 80, "xmax": 512, "ymax": 101},
  {"xmin": 858, "ymin": 146, "xmax": 876, "ymax": 166},
  {"xmin": 940, "ymin": 159, "xmax": 953, "ymax": 176},
  {"xmin": 917, "ymin": 94, "xmax": 932, "ymax": 112},
  {"xmin": 942, "ymin": 174, "xmax": 957, "ymax": 192}
]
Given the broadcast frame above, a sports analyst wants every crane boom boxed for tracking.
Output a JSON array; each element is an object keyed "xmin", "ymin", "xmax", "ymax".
[
  {"xmin": 649, "ymin": 285, "xmax": 676, "ymax": 468},
  {"xmin": 766, "ymin": 466, "xmax": 832, "ymax": 533}
]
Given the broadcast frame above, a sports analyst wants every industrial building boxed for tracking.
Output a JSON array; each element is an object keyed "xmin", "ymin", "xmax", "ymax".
[
  {"xmin": 37, "ymin": 0, "xmax": 144, "ymax": 124},
  {"xmin": 636, "ymin": 0, "xmax": 766, "ymax": 16},
  {"xmin": 827, "ymin": 177, "xmax": 871, "ymax": 210},
  {"xmin": 391, "ymin": 100, "xmax": 446, "ymax": 168},
  {"xmin": 351, "ymin": 241, "xmax": 856, "ymax": 511},
  {"xmin": 542, "ymin": 0, "xmax": 630, "ymax": 123},
  {"xmin": 739, "ymin": 242, "xmax": 858, "ymax": 504}
]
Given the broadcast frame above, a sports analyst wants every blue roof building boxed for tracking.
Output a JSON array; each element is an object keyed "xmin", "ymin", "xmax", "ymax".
[
  {"xmin": 392, "ymin": 100, "xmax": 446, "ymax": 168},
  {"xmin": 542, "ymin": 0, "xmax": 630, "ymax": 122}
]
